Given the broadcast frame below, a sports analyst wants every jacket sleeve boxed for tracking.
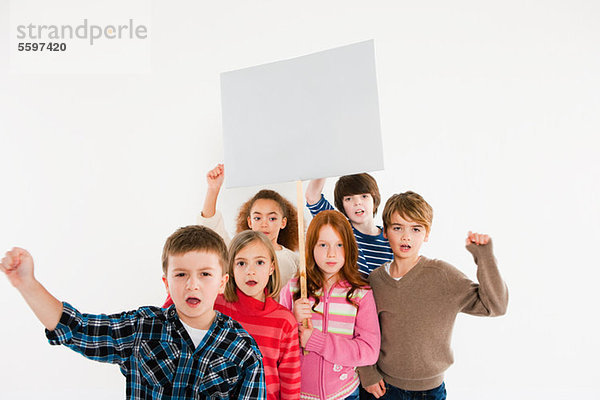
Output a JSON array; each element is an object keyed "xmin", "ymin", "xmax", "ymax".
[
  {"xmin": 450, "ymin": 239, "xmax": 509, "ymax": 317},
  {"xmin": 304, "ymin": 289, "xmax": 380, "ymax": 367}
]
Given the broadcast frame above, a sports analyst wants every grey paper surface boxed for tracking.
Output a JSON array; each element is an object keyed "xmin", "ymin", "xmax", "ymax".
[{"xmin": 221, "ymin": 40, "xmax": 384, "ymax": 188}]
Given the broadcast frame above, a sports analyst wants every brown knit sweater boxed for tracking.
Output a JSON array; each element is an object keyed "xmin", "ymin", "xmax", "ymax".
[{"xmin": 357, "ymin": 240, "xmax": 508, "ymax": 391}]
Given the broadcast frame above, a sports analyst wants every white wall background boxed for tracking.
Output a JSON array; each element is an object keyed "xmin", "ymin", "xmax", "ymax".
[{"xmin": 1, "ymin": 1, "xmax": 598, "ymax": 399}]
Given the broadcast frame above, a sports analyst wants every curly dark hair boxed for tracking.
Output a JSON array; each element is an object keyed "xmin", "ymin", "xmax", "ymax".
[{"xmin": 235, "ymin": 189, "xmax": 299, "ymax": 251}]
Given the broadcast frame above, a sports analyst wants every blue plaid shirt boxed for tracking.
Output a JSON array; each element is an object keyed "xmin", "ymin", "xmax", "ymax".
[{"xmin": 46, "ymin": 302, "xmax": 266, "ymax": 399}]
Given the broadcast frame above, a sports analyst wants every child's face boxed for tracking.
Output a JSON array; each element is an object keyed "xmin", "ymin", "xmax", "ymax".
[
  {"xmin": 233, "ymin": 240, "xmax": 274, "ymax": 302},
  {"xmin": 163, "ymin": 250, "xmax": 228, "ymax": 329},
  {"xmin": 341, "ymin": 193, "xmax": 375, "ymax": 226},
  {"xmin": 247, "ymin": 199, "xmax": 287, "ymax": 245},
  {"xmin": 384, "ymin": 212, "xmax": 429, "ymax": 260},
  {"xmin": 313, "ymin": 224, "xmax": 345, "ymax": 281}
]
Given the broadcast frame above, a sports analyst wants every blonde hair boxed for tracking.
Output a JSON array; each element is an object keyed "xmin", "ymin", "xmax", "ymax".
[
  {"xmin": 224, "ymin": 230, "xmax": 281, "ymax": 302},
  {"xmin": 382, "ymin": 191, "xmax": 433, "ymax": 234}
]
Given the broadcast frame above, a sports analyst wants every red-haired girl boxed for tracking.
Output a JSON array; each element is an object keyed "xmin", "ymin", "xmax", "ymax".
[{"xmin": 280, "ymin": 210, "xmax": 380, "ymax": 400}]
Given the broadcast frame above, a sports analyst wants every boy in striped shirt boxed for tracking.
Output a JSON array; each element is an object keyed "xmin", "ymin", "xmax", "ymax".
[{"xmin": 306, "ymin": 174, "xmax": 393, "ymax": 277}]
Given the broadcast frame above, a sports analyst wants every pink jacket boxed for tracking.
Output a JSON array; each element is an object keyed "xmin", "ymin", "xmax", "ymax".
[{"xmin": 279, "ymin": 278, "xmax": 380, "ymax": 400}]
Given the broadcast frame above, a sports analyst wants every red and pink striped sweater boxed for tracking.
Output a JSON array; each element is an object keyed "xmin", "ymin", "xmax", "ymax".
[{"xmin": 214, "ymin": 289, "xmax": 301, "ymax": 400}]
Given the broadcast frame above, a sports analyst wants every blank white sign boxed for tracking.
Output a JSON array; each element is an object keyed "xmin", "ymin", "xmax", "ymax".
[{"xmin": 221, "ymin": 40, "xmax": 384, "ymax": 188}]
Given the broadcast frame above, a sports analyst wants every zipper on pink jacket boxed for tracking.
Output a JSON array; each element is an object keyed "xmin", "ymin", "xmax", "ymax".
[{"xmin": 318, "ymin": 283, "xmax": 335, "ymax": 400}]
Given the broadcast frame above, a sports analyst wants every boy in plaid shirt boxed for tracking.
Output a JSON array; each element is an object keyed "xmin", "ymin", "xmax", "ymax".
[{"xmin": 0, "ymin": 225, "xmax": 266, "ymax": 399}]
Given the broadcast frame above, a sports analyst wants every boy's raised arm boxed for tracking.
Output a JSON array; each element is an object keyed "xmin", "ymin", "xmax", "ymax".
[
  {"xmin": 1, "ymin": 247, "xmax": 63, "ymax": 331},
  {"xmin": 305, "ymin": 178, "xmax": 326, "ymax": 205},
  {"xmin": 201, "ymin": 163, "xmax": 225, "ymax": 219},
  {"xmin": 461, "ymin": 232, "xmax": 509, "ymax": 317},
  {"xmin": 2, "ymin": 247, "xmax": 138, "ymax": 366}
]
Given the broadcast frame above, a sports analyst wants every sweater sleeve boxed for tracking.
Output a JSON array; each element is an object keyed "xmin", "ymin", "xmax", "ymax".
[
  {"xmin": 197, "ymin": 210, "xmax": 232, "ymax": 246},
  {"xmin": 450, "ymin": 239, "xmax": 509, "ymax": 317},
  {"xmin": 278, "ymin": 318, "xmax": 302, "ymax": 399},
  {"xmin": 356, "ymin": 271, "xmax": 384, "ymax": 387},
  {"xmin": 357, "ymin": 364, "xmax": 384, "ymax": 388},
  {"xmin": 304, "ymin": 289, "xmax": 380, "ymax": 367}
]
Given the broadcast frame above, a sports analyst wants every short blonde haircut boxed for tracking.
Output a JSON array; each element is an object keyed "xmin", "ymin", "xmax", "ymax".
[
  {"xmin": 224, "ymin": 230, "xmax": 281, "ymax": 302},
  {"xmin": 382, "ymin": 191, "xmax": 433, "ymax": 234}
]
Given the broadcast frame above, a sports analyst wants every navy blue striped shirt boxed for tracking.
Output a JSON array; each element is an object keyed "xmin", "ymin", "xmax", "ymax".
[
  {"xmin": 46, "ymin": 302, "xmax": 266, "ymax": 399},
  {"xmin": 307, "ymin": 195, "xmax": 394, "ymax": 277}
]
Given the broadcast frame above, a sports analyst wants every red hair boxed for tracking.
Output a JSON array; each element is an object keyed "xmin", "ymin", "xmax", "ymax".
[{"xmin": 294, "ymin": 210, "xmax": 367, "ymax": 309}]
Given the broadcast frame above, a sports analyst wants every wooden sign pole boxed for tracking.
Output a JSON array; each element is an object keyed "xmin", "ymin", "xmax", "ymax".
[{"xmin": 295, "ymin": 180, "xmax": 308, "ymax": 328}]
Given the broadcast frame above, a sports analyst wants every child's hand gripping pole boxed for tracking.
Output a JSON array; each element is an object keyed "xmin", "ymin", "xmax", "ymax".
[{"xmin": 296, "ymin": 181, "xmax": 308, "ymax": 328}]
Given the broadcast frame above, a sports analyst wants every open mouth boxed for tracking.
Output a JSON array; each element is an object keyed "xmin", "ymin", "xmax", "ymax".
[
  {"xmin": 246, "ymin": 280, "xmax": 258, "ymax": 286},
  {"xmin": 186, "ymin": 297, "xmax": 201, "ymax": 306},
  {"xmin": 354, "ymin": 210, "xmax": 364, "ymax": 216},
  {"xmin": 400, "ymin": 244, "xmax": 411, "ymax": 251}
]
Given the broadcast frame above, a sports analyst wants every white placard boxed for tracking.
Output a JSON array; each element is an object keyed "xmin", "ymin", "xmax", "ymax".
[{"xmin": 221, "ymin": 40, "xmax": 384, "ymax": 188}]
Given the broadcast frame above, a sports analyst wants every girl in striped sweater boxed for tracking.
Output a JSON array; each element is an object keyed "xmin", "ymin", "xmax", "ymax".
[
  {"xmin": 215, "ymin": 230, "xmax": 301, "ymax": 400},
  {"xmin": 280, "ymin": 210, "xmax": 381, "ymax": 400}
]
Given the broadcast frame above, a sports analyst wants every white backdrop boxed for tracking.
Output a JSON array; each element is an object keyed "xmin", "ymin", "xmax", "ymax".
[{"xmin": 1, "ymin": 1, "xmax": 599, "ymax": 399}]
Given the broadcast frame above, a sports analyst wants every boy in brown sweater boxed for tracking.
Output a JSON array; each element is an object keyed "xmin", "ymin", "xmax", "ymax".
[{"xmin": 357, "ymin": 191, "xmax": 508, "ymax": 399}]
